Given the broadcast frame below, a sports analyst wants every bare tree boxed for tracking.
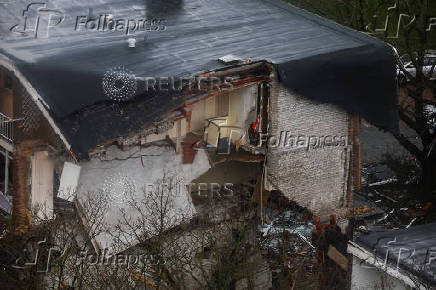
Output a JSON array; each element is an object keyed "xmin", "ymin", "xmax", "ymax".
[{"xmin": 288, "ymin": 0, "xmax": 436, "ymax": 195}]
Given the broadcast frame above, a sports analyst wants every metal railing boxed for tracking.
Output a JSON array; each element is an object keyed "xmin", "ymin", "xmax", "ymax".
[{"xmin": 0, "ymin": 112, "xmax": 13, "ymax": 142}]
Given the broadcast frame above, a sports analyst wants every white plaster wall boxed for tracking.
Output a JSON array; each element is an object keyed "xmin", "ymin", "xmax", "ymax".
[{"xmin": 77, "ymin": 144, "xmax": 210, "ymax": 251}]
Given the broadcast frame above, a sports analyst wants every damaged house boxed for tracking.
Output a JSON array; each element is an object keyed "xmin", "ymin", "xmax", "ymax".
[{"xmin": 0, "ymin": 0, "xmax": 398, "ymax": 274}]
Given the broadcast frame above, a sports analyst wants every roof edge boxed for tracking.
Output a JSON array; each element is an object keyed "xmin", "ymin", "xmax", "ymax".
[
  {"xmin": 0, "ymin": 55, "xmax": 73, "ymax": 154},
  {"xmin": 348, "ymin": 241, "xmax": 428, "ymax": 290}
]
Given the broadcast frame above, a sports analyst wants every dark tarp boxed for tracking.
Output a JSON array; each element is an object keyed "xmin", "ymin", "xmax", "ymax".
[
  {"xmin": 356, "ymin": 222, "xmax": 436, "ymax": 287},
  {"xmin": 0, "ymin": 0, "xmax": 398, "ymax": 157}
]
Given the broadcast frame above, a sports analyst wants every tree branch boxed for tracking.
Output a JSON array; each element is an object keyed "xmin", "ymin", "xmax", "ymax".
[{"xmin": 392, "ymin": 132, "xmax": 425, "ymax": 163}]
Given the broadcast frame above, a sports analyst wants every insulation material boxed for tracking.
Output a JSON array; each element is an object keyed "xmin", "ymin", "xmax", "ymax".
[
  {"xmin": 58, "ymin": 161, "xmax": 81, "ymax": 201},
  {"xmin": 267, "ymin": 81, "xmax": 351, "ymax": 218}
]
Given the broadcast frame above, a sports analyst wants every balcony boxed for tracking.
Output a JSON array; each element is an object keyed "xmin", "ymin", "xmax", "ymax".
[{"xmin": 0, "ymin": 112, "xmax": 13, "ymax": 143}]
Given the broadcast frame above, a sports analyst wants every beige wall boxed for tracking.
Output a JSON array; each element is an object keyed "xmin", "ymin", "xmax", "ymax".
[
  {"xmin": 30, "ymin": 151, "xmax": 54, "ymax": 219},
  {"xmin": 151, "ymin": 86, "xmax": 257, "ymax": 148},
  {"xmin": 226, "ymin": 85, "xmax": 257, "ymax": 142}
]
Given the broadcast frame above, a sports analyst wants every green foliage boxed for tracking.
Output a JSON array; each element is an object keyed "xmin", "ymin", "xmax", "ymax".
[{"xmin": 287, "ymin": 0, "xmax": 436, "ymax": 193}]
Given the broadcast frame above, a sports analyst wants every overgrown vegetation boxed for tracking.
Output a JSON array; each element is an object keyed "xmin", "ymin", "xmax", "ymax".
[{"xmin": 287, "ymin": 0, "xmax": 436, "ymax": 196}]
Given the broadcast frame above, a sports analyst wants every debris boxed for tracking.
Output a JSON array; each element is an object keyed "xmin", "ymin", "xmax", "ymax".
[
  {"xmin": 406, "ymin": 217, "xmax": 417, "ymax": 229},
  {"xmin": 297, "ymin": 232, "xmax": 315, "ymax": 249},
  {"xmin": 327, "ymin": 245, "xmax": 348, "ymax": 271},
  {"xmin": 347, "ymin": 205, "xmax": 374, "ymax": 217},
  {"xmin": 372, "ymin": 189, "xmax": 398, "ymax": 203},
  {"xmin": 218, "ymin": 54, "xmax": 243, "ymax": 65},
  {"xmin": 357, "ymin": 225, "xmax": 370, "ymax": 234},
  {"xmin": 258, "ymin": 210, "xmax": 315, "ymax": 255},
  {"xmin": 368, "ymin": 178, "xmax": 397, "ymax": 187},
  {"xmin": 423, "ymin": 202, "xmax": 432, "ymax": 212},
  {"xmin": 362, "ymin": 164, "xmax": 396, "ymax": 186},
  {"xmin": 376, "ymin": 209, "xmax": 394, "ymax": 223}
]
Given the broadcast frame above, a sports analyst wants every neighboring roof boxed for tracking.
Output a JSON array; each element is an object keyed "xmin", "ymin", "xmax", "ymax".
[
  {"xmin": 356, "ymin": 222, "xmax": 436, "ymax": 287},
  {"xmin": 0, "ymin": 0, "xmax": 398, "ymax": 157}
]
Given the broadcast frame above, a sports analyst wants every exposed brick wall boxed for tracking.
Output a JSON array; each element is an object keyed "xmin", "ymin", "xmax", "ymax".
[
  {"xmin": 7, "ymin": 70, "xmax": 65, "ymax": 229},
  {"xmin": 267, "ymin": 79, "xmax": 354, "ymax": 219},
  {"xmin": 12, "ymin": 140, "xmax": 49, "ymax": 229}
]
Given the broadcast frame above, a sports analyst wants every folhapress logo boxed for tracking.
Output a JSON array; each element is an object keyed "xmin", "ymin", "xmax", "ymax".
[
  {"xmin": 10, "ymin": 2, "xmax": 65, "ymax": 38},
  {"xmin": 364, "ymin": 3, "xmax": 436, "ymax": 38},
  {"xmin": 12, "ymin": 238, "xmax": 68, "ymax": 273}
]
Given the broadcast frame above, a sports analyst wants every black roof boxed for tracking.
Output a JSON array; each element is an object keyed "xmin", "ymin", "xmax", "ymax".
[
  {"xmin": 0, "ymin": 0, "xmax": 398, "ymax": 157},
  {"xmin": 356, "ymin": 222, "xmax": 436, "ymax": 287}
]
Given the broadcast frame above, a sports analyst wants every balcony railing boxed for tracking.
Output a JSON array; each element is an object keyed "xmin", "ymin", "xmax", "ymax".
[{"xmin": 0, "ymin": 112, "xmax": 13, "ymax": 143}]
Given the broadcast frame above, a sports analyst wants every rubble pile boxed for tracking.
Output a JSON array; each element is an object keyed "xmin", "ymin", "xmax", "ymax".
[{"xmin": 258, "ymin": 194, "xmax": 318, "ymax": 289}]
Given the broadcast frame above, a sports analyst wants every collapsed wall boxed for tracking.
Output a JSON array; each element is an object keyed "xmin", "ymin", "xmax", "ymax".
[{"xmin": 266, "ymin": 79, "xmax": 356, "ymax": 219}]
